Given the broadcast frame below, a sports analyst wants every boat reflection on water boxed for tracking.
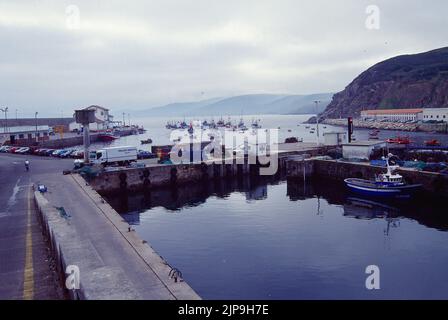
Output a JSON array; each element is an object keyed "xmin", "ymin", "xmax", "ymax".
[
  {"xmin": 289, "ymin": 177, "xmax": 448, "ymax": 231},
  {"xmin": 106, "ymin": 176, "xmax": 448, "ymax": 232},
  {"xmin": 107, "ymin": 175, "xmax": 278, "ymax": 224},
  {"xmin": 343, "ymin": 196, "xmax": 401, "ymax": 236},
  {"xmin": 343, "ymin": 197, "xmax": 397, "ymax": 220}
]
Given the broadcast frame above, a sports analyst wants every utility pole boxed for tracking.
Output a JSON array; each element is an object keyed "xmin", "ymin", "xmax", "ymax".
[
  {"xmin": 35, "ymin": 112, "xmax": 38, "ymax": 143},
  {"xmin": 0, "ymin": 107, "xmax": 8, "ymax": 134},
  {"xmin": 314, "ymin": 100, "xmax": 321, "ymax": 145}
]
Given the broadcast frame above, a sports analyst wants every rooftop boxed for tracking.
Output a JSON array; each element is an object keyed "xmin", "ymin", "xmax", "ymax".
[
  {"xmin": 362, "ymin": 108, "xmax": 423, "ymax": 115},
  {"xmin": 2, "ymin": 125, "xmax": 50, "ymax": 133}
]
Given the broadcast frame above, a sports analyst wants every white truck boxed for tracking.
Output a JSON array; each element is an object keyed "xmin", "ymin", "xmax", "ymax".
[{"xmin": 89, "ymin": 146, "xmax": 138, "ymax": 166}]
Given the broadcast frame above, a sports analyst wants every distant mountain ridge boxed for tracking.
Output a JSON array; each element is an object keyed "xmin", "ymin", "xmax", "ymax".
[
  {"xmin": 136, "ymin": 93, "xmax": 333, "ymax": 116},
  {"xmin": 322, "ymin": 47, "xmax": 448, "ymax": 118}
]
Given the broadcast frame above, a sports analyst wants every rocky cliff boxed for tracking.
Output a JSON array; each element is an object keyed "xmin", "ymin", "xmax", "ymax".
[{"xmin": 322, "ymin": 47, "xmax": 448, "ymax": 119}]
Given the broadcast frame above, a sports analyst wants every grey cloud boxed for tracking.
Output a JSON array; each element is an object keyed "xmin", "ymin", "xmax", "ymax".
[{"xmin": 0, "ymin": 0, "xmax": 447, "ymax": 116}]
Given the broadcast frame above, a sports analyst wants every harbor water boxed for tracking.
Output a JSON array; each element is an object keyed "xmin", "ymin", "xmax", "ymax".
[
  {"xmin": 91, "ymin": 114, "xmax": 448, "ymax": 151},
  {"xmin": 106, "ymin": 177, "xmax": 448, "ymax": 299}
]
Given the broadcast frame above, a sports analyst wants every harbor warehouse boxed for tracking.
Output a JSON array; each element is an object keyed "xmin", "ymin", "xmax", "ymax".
[
  {"xmin": 342, "ymin": 141, "xmax": 387, "ymax": 161},
  {"xmin": 360, "ymin": 108, "xmax": 448, "ymax": 123},
  {"xmin": 422, "ymin": 108, "xmax": 448, "ymax": 121},
  {"xmin": 360, "ymin": 108, "xmax": 423, "ymax": 122}
]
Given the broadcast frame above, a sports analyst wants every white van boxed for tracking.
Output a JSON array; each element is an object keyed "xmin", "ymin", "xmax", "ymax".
[{"xmin": 89, "ymin": 146, "xmax": 138, "ymax": 165}]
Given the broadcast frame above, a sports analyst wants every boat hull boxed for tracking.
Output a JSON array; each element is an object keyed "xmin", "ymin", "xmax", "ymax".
[
  {"xmin": 98, "ymin": 134, "xmax": 118, "ymax": 142},
  {"xmin": 344, "ymin": 178, "xmax": 421, "ymax": 198}
]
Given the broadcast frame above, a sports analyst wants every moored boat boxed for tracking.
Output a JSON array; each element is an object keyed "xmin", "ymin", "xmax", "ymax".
[
  {"xmin": 98, "ymin": 133, "xmax": 118, "ymax": 142},
  {"xmin": 369, "ymin": 131, "xmax": 380, "ymax": 140},
  {"xmin": 344, "ymin": 159, "xmax": 422, "ymax": 198},
  {"xmin": 425, "ymin": 139, "xmax": 441, "ymax": 146},
  {"xmin": 141, "ymin": 138, "xmax": 153, "ymax": 144},
  {"xmin": 386, "ymin": 136, "xmax": 411, "ymax": 144}
]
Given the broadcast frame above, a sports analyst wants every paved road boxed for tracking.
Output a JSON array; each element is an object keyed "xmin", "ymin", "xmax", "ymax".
[
  {"xmin": 0, "ymin": 153, "xmax": 73, "ymax": 299},
  {"xmin": 1, "ymin": 153, "xmax": 199, "ymax": 299}
]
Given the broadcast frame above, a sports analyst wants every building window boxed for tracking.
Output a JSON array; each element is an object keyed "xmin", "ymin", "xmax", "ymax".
[{"xmin": 19, "ymin": 134, "xmax": 24, "ymax": 139}]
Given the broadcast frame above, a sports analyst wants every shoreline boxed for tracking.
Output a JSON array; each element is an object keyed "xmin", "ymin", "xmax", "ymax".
[{"xmin": 323, "ymin": 118, "xmax": 448, "ymax": 134}]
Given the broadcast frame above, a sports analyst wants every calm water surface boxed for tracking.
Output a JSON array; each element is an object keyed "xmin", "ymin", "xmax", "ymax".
[{"xmin": 107, "ymin": 177, "xmax": 448, "ymax": 300}]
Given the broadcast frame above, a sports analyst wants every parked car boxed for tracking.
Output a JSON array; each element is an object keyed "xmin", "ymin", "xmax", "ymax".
[
  {"xmin": 71, "ymin": 150, "xmax": 84, "ymax": 159},
  {"xmin": 16, "ymin": 147, "xmax": 30, "ymax": 154},
  {"xmin": 43, "ymin": 149, "xmax": 55, "ymax": 156},
  {"xmin": 59, "ymin": 149, "xmax": 73, "ymax": 158},
  {"xmin": 52, "ymin": 149, "xmax": 64, "ymax": 157},
  {"xmin": 38, "ymin": 149, "xmax": 51, "ymax": 156},
  {"xmin": 137, "ymin": 150, "xmax": 156, "ymax": 159},
  {"xmin": 12, "ymin": 147, "xmax": 23, "ymax": 153},
  {"xmin": 0, "ymin": 146, "xmax": 11, "ymax": 152}
]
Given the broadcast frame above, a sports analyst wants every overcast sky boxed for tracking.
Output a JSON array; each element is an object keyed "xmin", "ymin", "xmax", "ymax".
[{"xmin": 0, "ymin": 0, "xmax": 447, "ymax": 117}]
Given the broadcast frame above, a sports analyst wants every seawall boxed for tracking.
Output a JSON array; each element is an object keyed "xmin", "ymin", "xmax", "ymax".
[{"xmin": 88, "ymin": 145, "xmax": 326, "ymax": 195}]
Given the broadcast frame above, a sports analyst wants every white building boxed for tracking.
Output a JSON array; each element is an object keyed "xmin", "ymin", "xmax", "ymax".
[
  {"xmin": 323, "ymin": 131, "xmax": 347, "ymax": 146},
  {"xmin": 342, "ymin": 141, "xmax": 387, "ymax": 161},
  {"xmin": 421, "ymin": 108, "xmax": 448, "ymax": 122},
  {"xmin": 71, "ymin": 105, "xmax": 112, "ymax": 131},
  {"xmin": 360, "ymin": 109, "xmax": 423, "ymax": 122},
  {"xmin": 0, "ymin": 125, "xmax": 51, "ymax": 145}
]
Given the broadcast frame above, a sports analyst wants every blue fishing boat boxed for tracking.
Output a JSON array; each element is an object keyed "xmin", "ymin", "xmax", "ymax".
[{"xmin": 344, "ymin": 160, "xmax": 422, "ymax": 198}]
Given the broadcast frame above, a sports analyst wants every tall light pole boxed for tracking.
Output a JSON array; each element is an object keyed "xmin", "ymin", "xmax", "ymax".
[
  {"xmin": 314, "ymin": 100, "xmax": 321, "ymax": 145},
  {"xmin": 35, "ymin": 112, "xmax": 38, "ymax": 143},
  {"xmin": 15, "ymin": 109, "xmax": 18, "ymax": 120},
  {"xmin": 0, "ymin": 107, "xmax": 8, "ymax": 134},
  {"xmin": 128, "ymin": 113, "xmax": 130, "ymax": 127},
  {"xmin": 122, "ymin": 112, "xmax": 125, "ymax": 127}
]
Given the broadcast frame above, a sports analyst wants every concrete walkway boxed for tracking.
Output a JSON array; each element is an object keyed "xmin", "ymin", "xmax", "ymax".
[{"xmin": 34, "ymin": 171, "xmax": 200, "ymax": 299}]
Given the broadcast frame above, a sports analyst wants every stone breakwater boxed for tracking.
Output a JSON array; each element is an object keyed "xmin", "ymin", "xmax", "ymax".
[{"xmin": 323, "ymin": 119, "xmax": 448, "ymax": 133}]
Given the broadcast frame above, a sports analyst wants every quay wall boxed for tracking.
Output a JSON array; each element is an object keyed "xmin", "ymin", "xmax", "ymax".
[
  {"xmin": 90, "ymin": 162, "xmax": 260, "ymax": 195},
  {"xmin": 39, "ymin": 134, "xmax": 98, "ymax": 149},
  {"xmin": 287, "ymin": 159, "xmax": 448, "ymax": 197},
  {"xmin": 88, "ymin": 147, "xmax": 326, "ymax": 195}
]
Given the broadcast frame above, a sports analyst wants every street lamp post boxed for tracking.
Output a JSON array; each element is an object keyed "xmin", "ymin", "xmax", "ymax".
[
  {"xmin": 122, "ymin": 112, "xmax": 126, "ymax": 127},
  {"xmin": 35, "ymin": 112, "xmax": 38, "ymax": 143},
  {"xmin": 0, "ymin": 107, "xmax": 8, "ymax": 134},
  {"xmin": 314, "ymin": 100, "xmax": 321, "ymax": 145}
]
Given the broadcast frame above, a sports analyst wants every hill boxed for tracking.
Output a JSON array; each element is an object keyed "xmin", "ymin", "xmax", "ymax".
[
  {"xmin": 322, "ymin": 47, "xmax": 448, "ymax": 118},
  {"xmin": 138, "ymin": 93, "xmax": 333, "ymax": 116}
]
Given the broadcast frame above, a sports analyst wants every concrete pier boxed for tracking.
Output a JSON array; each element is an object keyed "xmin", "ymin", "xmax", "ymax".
[{"xmin": 34, "ymin": 173, "xmax": 200, "ymax": 300}]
